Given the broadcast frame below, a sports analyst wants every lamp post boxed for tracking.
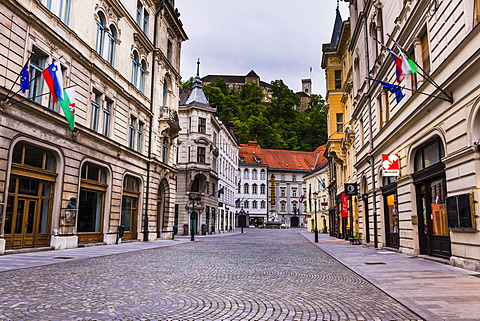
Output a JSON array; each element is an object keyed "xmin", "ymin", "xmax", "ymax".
[{"xmin": 313, "ymin": 191, "xmax": 319, "ymax": 243}]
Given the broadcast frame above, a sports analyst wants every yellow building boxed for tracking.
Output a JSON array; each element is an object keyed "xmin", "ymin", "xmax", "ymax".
[{"xmin": 321, "ymin": 7, "xmax": 356, "ymax": 239}]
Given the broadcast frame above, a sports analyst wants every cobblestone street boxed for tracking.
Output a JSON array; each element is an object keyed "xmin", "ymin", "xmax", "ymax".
[{"xmin": 0, "ymin": 229, "xmax": 421, "ymax": 321}]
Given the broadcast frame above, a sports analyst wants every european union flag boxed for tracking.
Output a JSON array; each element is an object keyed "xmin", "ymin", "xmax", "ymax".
[
  {"xmin": 371, "ymin": 78, "xmax": 404, "ymax": 103},
  {"xmin": 20, "ymin": 65, "xmax": 30, "ymax": 94}
]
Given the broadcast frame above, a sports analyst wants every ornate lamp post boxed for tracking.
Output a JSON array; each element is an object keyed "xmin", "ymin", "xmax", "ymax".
[{"xmin": 313, "ymin": 191, "xmax": 319, "ymax": 243}]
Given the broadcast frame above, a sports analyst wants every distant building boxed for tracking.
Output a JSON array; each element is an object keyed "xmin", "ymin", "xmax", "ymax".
[
  {"xmin": 201, "ymin": 70, "xmax": 273, "ymax": 102},
  {"xmin": 237, "ymin": 142, "xmax": 326, "ymax": 228},
  {"xmin": 295, "ymin": 79, "xmax": 312, "ymax": 111},
  {"xmin": 177, "ymin": 63, "xmax": 239, "ymax": 235}
]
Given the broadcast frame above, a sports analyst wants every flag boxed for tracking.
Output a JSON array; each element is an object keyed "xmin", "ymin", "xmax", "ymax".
[
  {"xmin": 20, "ymin": 65, "xmax": 30, "ymax": 94},
  {"xmin": 42, "ymin": 60, "xmax": 64, "ymax": 102},
  {"xmin": 316, "ymin": 177, "xmax": 326, "ymax": 190},
  {"xmin": 58, "ymin": 87, "xmax": 76, "ymax": 130},
  {"xmin": 235, "ymin": 198, "xmax": 241, "ymax": 203},
  {"xmin": 299, "ymin": 194, "xmax": 305, "ymax": 202},
  {"xmin": 379, "ymin": 43, "xmax": 404, "ymax": 83},
  {"xmin": 371, "ymin": 78, "xmax": 404, "ymax": 103},
  {"xmin": 217, "ymin": 187, "xmax": 224, "ymax": 198},
  {"xmin": 394, "ymin": 43, "xmax": 418, "ymax": 75},
  {"xmin": 237, "ymin": 179, "xmax": 241, "ymax": 185}
]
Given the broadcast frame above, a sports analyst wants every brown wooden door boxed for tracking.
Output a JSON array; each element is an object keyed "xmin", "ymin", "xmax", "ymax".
[{"xmin": 7, "ymin": 198, "xmax": 37, "ymax": 249}]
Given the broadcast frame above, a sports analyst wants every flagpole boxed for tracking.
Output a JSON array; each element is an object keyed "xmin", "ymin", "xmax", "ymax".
[
  {"xmin": 7, "ymin": 85, "xmax": 76, "ymax": 107},
  {"xmin": 366, "ymin": 77, "xmax": 452, "ymax": 103},
  {"xmin": 5, "ymin": 55, "xmax": 65, "ymax": 103},
  {"xmin": 385, "ymin": 34, "xmax": 453, "ymax": 103}
]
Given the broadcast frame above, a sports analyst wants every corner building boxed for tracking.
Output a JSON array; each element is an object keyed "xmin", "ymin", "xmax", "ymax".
[
  {"xmin": 345, "ymin": 0, "xmax": 480, "ymax": 270},
  {"xmin": 0, "ymin": 0, "xmax": 187, "ymax": 253}
]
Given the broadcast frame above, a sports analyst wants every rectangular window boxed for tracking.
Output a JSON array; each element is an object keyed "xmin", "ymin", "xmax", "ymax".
[
  {"xmin": 129, "ymin": 116, "xmax": 136, "ymax": 149},
  {"xmin": 197, "ymin": 146, "xmax": 206, "ymax": 163},
  {"xmin": 136, "ymin": 1, "xmax": 143, "ymax": 26},
  {"xmin": 252, "ymin": 200, "xmax": 258, "ymax": 209},
  {"xmin": 29, "ymin": 49, "xmax": 46, "ymax": 104},
  {"xmin": 91, "ymin": 90, "xmax": 102, "ymax": 132},
  {"xmin": 281, "ymin": 203, "xmax": 286, "ymax": 211},
  {"xmin": 260, "ymin": 200, "xmax": 266, "ymax": 209},
  {"xmin": 334, "ymin": 70, "xmax": 342, "ymax": 89},
  {"xmin": 336, "ymin": 113, "xmax": 344, "ymax": 133},
  {"xmin": 198, "ymin": 117, "xmax": 206, "ymax": 133},
  {"xmin": 102, "ymin": 98, "xmax": 112, "ymax": 137},
  {"xmin": 143, "ymin": 9, "xmax": 149, "ymax": 33},
  {"xmin": 292, "ymin": 189, "xmax": 297, "ymax": 197},
  {"xmin": 420, "ymin": 31, "xmax": 430, "ymax": 75},
  {"xmin": 244, "ymin": 200, "xmax": 249, "ymax": 209},
  {"xmin": 167, "ymin": 40, "xmax": 172, "ymax": 61},
  {"xmin": 281, "ymin": 189, "xmax": 286, "ymax": 197},
  {"xmin": 447, "ymin": 193, "xmax": 475, "ymax": 229},
  {"xmin": 136, "ymin": 121, "xmax": 144, "ymax": 153}
]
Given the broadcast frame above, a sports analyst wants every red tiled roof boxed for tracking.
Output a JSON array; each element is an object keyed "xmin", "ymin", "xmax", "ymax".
[{"xmin": 238, "ymin": 142, "xmax": 327, "ymax": 172}]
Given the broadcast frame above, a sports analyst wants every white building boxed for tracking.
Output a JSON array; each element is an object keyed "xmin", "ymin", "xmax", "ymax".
[
  {"xmin": 237, "ymin": 142, "xmax": 268, "ymax": 226},
  {"xmin": 0, "ymin": 0, "xmax": 187, "ymax": 253}
]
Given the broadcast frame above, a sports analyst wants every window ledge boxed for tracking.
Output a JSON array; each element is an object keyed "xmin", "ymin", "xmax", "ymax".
[{"xmin": 450, "ymin": 228, "xmax": 477, "ymax": 233}]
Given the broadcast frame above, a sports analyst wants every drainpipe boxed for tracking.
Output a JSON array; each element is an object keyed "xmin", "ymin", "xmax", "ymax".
[
  {"xmin": 362, "ymin": 0, "xmax": 378, "ymax": 248},
  {"xmin": 143, "ymin": 0, "xmax": 165, "ymax": 242}
]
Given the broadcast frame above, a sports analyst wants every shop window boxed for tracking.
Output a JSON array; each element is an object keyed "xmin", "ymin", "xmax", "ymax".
[
  {"xmin": 78, "ymin": 163, "xmax": 107, "ymax": 234},
  {"xmin": 447, "ymin": 193, "xmax": 475, "ymax": 229},
  {"xmin": 121, "ymin": 176, "xmax": 140, "ymax": 233}
]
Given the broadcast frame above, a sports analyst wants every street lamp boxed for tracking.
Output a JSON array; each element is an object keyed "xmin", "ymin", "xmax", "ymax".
[{"xmin": 313, "ymin": 191, "xmax": 318, "ymax": 243}]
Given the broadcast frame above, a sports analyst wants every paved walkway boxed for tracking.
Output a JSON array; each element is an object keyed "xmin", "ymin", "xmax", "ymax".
[
  {"xmin": 0, "ymin": 229, "xmax": 420, "ymax": 320},
  {"xmin": 301, "ymin": 232, "xmax": 480, "ymax": 321}
]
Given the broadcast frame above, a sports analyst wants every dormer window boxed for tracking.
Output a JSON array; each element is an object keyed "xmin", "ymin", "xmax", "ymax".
[{"xmin": 239, "ymin": 157, "xmax": 245, "ymax": 163}]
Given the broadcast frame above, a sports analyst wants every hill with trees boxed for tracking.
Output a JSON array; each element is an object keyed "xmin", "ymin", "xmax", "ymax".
[{"xmin": 181, "ymin": 77, "xmax": 327, "ymax": 152}]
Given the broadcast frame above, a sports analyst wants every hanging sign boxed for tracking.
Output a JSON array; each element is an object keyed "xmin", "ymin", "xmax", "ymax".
[
  {"xmin": 382, "ymin": 154, "xmax": 400, "ymax": 177},
  {"xmin": 341, "ymin": 192, "xmax": 349, "ymax": 218}
]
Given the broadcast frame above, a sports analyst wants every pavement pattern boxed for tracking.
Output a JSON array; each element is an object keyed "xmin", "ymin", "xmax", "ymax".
[{"xmin": 0, "ymin": 229, "xmax": 421, "ymax": 321}]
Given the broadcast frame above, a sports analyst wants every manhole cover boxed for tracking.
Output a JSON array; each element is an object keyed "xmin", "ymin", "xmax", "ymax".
[
  {"xmin": 364, "ymin": 262, "xmax": 386, "ymax": 265},
  {"xmin": 51, "ymin": 257, "xmax": 75, "ymax": 260}
]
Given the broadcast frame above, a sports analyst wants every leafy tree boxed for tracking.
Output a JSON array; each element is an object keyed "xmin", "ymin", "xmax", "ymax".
[{"xmin": 181, "ymin": 77, "xmax": 195, "ymax": 90}]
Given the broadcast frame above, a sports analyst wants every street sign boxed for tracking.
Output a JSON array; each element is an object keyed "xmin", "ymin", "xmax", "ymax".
[
  {"xmin": 345, "ymin": 183, "xmax": 359, "ymax": 196},
  {"xmin": 382, "ymin": 154, "xmax": 400, "ymax": 177}
]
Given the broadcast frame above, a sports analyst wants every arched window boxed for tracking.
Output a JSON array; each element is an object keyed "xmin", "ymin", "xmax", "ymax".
[
  {"xmin": 96, "ymin": 12, "xmax": 106, "ymax": 56},
  {"xmin": 260, "ymin": 184, "xmax": 266, "ymax": 194},
  {"xmin": 131, "ymin": 51, "xmax": 139, "ymax": 86},
  {"xmin": 260, "ymin": 169, "xmax": 266, "ymax": 180},
  {"xmin": 106, "ymin": 25, "xmax": 117, "ymax": 66},
  {"xmin": 243, "ymin": 169, "xmax": 249, "ymax": 179},
  {"xmin": 252, "ymin": 169, "xmax": 257, "ymax": 180},
  {"xmin": 413, "ymin": 137, "xmax": 445, "ymax": 172},
  {"xmin": 252, "ymin": 184, "xmax": 258, "ymax": 194},
  {"xmin": 243, "ymin": 183, "xmax": 249, "ymax": 194},
  {"xmin": 139, "ymin": 59, "xmax": 146, "ymax": 93}
]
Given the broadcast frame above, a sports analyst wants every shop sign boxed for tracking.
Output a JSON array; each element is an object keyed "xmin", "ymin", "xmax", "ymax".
[
  {"xmin": 345, "ymin": 183, "xmax": 359, "ymax": 196},
  {"xmin": 341, "ymin": 192, "xmax": 348, "ymax": 218},
  {"xmin": 382, "ymin": 154, "xmax": 400, "ymax": 177}
]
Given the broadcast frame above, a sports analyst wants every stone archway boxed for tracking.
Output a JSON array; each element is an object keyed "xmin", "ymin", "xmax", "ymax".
[{"xmin": 157, "ymin": 179, "xmax": 171, "ymax": 239}]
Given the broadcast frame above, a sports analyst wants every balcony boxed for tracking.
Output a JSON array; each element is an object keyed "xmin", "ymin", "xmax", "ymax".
[{"xmin": 159, "ymin": 106, "xmax": 181, "ymax": 139}]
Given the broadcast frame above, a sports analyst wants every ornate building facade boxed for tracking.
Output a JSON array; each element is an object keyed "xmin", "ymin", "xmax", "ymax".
[
  {"xmin": 334, "ymin": 0, "xmax": 480, "ymax": 271},
  {"xmin": 0, "ymin": 0, "xmax": 187, "ymax": 253}
]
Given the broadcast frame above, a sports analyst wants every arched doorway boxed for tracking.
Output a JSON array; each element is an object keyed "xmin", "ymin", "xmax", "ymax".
[
  {"xmin": 5, "ymin": 142, "xmax": 57, "ymax": 249},
  {"xmin": 412, "ymin": 136, "xmax": 451, "ymax": 259},
  {"xmin": 121, "ymin": 175, "xmax": 141, "ymax": 240},
  {"xmin": 157, "ymin": 180, "xmax": 171, "ymax": 238}
]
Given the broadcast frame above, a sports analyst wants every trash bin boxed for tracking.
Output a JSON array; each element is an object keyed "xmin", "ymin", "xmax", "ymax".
[
  {"xmin": 183, "ymin": 224, "xmax": 189, "ymax": 235},
  {"xmin": 201, "ymin": 224, "xmax": 207, "ymax": 235}
]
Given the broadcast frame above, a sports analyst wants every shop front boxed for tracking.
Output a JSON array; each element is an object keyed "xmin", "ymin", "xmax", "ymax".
[
  {"xmin": 412, "ymin": 138, "xmax": 451, "ymax": 259},
  {"xmin": 381, "ymin": 178, "xmax": 399, "ymax": 249}
]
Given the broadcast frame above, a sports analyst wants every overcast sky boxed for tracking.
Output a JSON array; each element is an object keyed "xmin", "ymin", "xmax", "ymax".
[{"xmin": 175, "ymin": 0, "xmax": 349, "ymax": 97}]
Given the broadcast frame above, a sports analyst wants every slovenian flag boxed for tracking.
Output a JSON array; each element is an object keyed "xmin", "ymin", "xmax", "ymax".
[
  {"xmin": 58, "ymin": 87, "xmax": 76, "ymax": 130},
  {"xmin": 42, "ymin": 60, "xmax": 64, "ymax": 102}
]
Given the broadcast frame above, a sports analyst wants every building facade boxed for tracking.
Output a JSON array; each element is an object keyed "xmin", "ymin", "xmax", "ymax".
[
  {"xmin": 177, "ymin": 65, "xmax": 239, "ymax": 235},
  {"xmin": 341, "ymin": 0, "xmax": 480, "ymax": 271},
  {"xmin": 0, "ymin": 0, "xmax": 187, "ymax": 253},
  {"xmin": 237, "ymin": 142, "xmax": 269, "ymax": 226}
]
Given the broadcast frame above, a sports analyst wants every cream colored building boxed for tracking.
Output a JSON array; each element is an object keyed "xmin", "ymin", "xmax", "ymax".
[
  {"xmin": 346, "ymin": 0, "xmax": 480, "ymax": 270},
  {"xmin": 0, "ymin": 0, "xmax": 187, "ymax": 253}
]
